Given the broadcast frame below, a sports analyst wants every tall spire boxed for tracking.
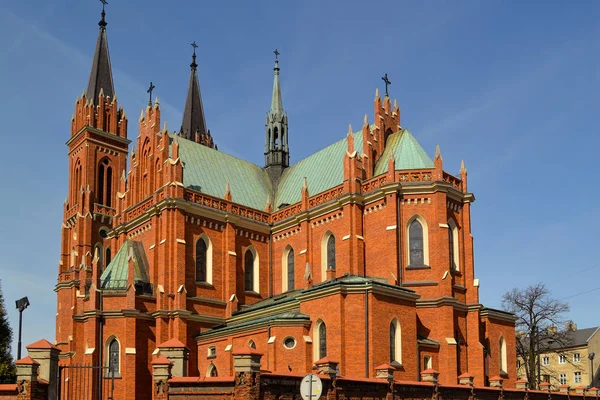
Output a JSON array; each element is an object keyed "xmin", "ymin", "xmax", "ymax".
[
  {"xmin": 86, "ymin": 0, "xmax": 115, "ymax": 104},
  {"xmin": 264, "ymin": 49, "xmax": 289, "ymax": 184},
  {"xmin": 271, "ymin": 49, "xmax": 283, "ymax": 115},
  {"xmin": 181, "ymin": 41, "xmax": 210, "ymax": 146}
]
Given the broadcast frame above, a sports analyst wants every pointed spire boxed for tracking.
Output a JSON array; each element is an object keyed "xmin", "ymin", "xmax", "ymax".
[
  {"xmin": 375, "ymin": 87, "xmax": 381, "ymax": 101},
  {"xmin": 181, "ymin": 41, "xmax": 209, "ymax": 143},
  {"xmin": 224, "ymin": 181, "xmax": 232, "ymax": 201},
  {"xmin": 86, "ymin": 0, "xmax": 115, "ymax": 105},
  {"xmin": 302, "ymin": 177, "xmax": 308, "ymax": 192},
  {"xmin": 363, "ymin": 114, "xmax": 369, "ymax": 127},
  {"xmin": 271, "ymin": 49, "xmax": 283, "ymax": 115},
  {"xmin": 434, "ymin": 145, "xmax": 442, "ymax": 161},
  {"xmin": 460, "ymin": 160, "xmax": 467, "ymax": 174}
]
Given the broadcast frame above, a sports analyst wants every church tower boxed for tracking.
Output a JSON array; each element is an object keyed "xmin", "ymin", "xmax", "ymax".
[
  {"xmin": 180, "ymin": 42, "xmax": 215, "ymax": 148},
  {"xmin": 264, "ymin": 50, "xmax": 289, "ymax": 184},
  {"xmin": 56, "ymin": 3, "xmax": 129, "ymax": 366}
]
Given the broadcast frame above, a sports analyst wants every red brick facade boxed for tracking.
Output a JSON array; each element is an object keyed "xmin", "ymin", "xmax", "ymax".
[{"xmin": 54, "ymin": 10, "xmax": 518, "ymax": 400}]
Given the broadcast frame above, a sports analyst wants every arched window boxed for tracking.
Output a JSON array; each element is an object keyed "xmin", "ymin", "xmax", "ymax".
[
  {"xmin": 207, "ymin": 363, "xmax": 218, "ymax": 377},
  {"xmin": 196, "ymin": 235, "xmax": 212, "ymax": 284},
  {"xmin": 97, "ymin": 158, "xmax": 112, "ymax": 207},
  {"xmin": 274, "ymin": 127, "xmax": 279, "ymax": 149},
  {"xmin": 407, "ymin": 216, "xmax": 429, "ymax": 267},
  {"xmin": 320, "ymin": 232, "xmax": 336, "ymax": 282},
  {"xmin": 318, "ymin": 322, "xmax": 327, "ymax": 360},
  {"xmin": 313, "ymin": 320, "xmax": 327, "ymax": 361},
  {"xmin": 389, "ymin": 319, "xmax": 402, "ymax": 365},
  {"xmin": 106, "ymin": 166, "xmax": 112, "ymax": 207},
  {"xmin": 287, "ymin": 249, "xmax": 295, "ymax": 291},
  {"xmin": 94, "ymin": 244, "xmax": 103, "ymax": 271},
  {"xmin": 105, "ymin": 247, "xmax": 111, "ymax": 268},
  {"xmin": 245, "ymin": 250, "xmax": 254, "ymax": 291},
  {"xmin": 448, "ymin": 219, "xmax": 459, "ymax": 271},
  {"xmin": 107, "ymin": 338, "xmax": 119, "ymax": 375},
  {"xmin": 244, "ymin": 247, "xmax": 259, "ymax": 293},
  {"xmin": 499, "ymin": 336, "xmax": 507, "ymax": 373}
]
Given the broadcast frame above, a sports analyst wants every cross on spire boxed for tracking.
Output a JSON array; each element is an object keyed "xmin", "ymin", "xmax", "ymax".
[
  {"xmin": 190, "ymin": 41, "xmax": 198, "ymax": 70},
  {"xmin": 147, "ymin": 82, "xmax": 155, "ymax": 106},
  {"xmin": 99, "ymin": 0, "xmax": 108, "ymax": 28},
  {"xmin": 274, "ymin": 49, "xmax": 280, "ymax": 61},
  {"xmin": 381, "ymin": 73, "xmax": 391, "ymax": 97}
]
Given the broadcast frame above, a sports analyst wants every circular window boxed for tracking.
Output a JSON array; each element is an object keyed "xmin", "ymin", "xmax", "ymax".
[
  {"xmin": 99, "ymin": 227, "xmax": 109, "ymax": 239},
  {"xmin": 283, "ymin": 337, "xmax": 296, "ymax": 349}
]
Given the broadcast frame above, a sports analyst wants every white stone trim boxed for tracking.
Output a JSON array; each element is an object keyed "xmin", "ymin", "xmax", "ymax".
[
  {"xmin": 299, "ymin": 249, "xmax": 307, "ymax": 255},
  {"xmin": 268, "ymin": 336, "xmax": 276, "ymax": 344},
  {"xmin": 439, "ymin": 223, "xmax": 449, "ymax": 228},
  {"xmin": 126, "ymin": 347, "xmax": 136, "ymax": 355},
  {"xmin": 160, "ymin": 239, "xmax": 166, "ymax": 244},
  {"xmin": 224, "ymin": 344, "xmax": 232, "ymax": 352},
  {"xmin": 228, "ymin": 251, "xmax": 237, "ymax": 256},
  {"xmin": 176, "ymin": 239, "xmax": 186, "ymax": 244},
  {"xmin": 386, "ymin": 225, "xmax": 397, "ymax": 231},
  {"xmin": 342, "ymin": 235, "xmax": 351, "ymax": 241},
  {"xmin": 303, "ymin": 335, "xmax": 313, "ymax": 343},
  {"xmin": 446, "ymin": 337, "xmax": 457, "ymax": 345},
  {"xmin": 473, "ymin": 279, "xmax": 480, "ymax": 287}
]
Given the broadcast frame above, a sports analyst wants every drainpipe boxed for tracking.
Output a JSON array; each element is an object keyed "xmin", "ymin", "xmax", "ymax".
[
  {"xmin": 396, "ymin": 191, "xmax": 402, "ymax": 285},
  {"xmin": 365, "ymin": 287, "xmax": 369, "ymax": 378}
]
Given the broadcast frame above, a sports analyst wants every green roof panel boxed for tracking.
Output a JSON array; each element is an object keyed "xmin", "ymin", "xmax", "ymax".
[
  {"xmin": 374, "ymin": 129, "xmax": 434, "ymax": 175},
  {"xmin": 100, "ymin": 240, "xmax": 150, "ymax": 289}
]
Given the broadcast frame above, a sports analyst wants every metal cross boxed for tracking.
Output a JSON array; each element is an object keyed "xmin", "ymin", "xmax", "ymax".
[
  {"xmin": 191, "ymin": 41, "xmax": 198, "ymax": 56},
  {"xmin": 147, "ymin": 82, "xmax": 155, "ymax": 106},
  {"xmin": 100, "ymin": 0, "xmax": 108, "ymax": 10},
  {"xmin": 274, "ymin": 49, "xmax": 280, "ymax": 61},
  {"xmin": 381, "ymin": 73, "xmax": 391, "ymax": 96}
]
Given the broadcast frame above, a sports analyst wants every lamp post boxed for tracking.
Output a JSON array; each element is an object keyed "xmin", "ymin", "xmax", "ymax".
[
  {"xmin": 589, "ymin": 352, "xmax": 595, "ymax": 387},
  {"xmin": 15, "ymin": 297, "xmax": 30, "ymax": 360}
]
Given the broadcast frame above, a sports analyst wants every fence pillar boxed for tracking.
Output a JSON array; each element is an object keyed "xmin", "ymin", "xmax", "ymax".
[
  {"xmin": 489, "ymin": 376, "xmax": 504, "ymax": 388},
  {"xmin": 458, "ymin": 372, "xmax": 474, "ymax": 386},
  {"xmin": 157, "ymin": 339, "xmax": 189, "ymax": 377},
  {"xmin": 516, "ymin": 379, "xmax": 529, "ymax": 390},
  {"xmin": 26, "ymin": 339, "xmax": 60, "ymax": 400},
  {"xmin": 421, "ymin": 369, "xmax": 440, "ymax": 383},
  {"xmin": 233, "ymin": 347, "xmax": 263, "ymax": 400},
  {"xmin": 15, "ymin": 356, "xmax": 40, "ymax": 400},
  {"xmin": 152, "ymin": 356, "xmax": 173, "ymax": 400}
]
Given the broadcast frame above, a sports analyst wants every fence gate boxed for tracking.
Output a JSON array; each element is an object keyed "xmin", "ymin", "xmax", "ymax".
[{"xmin": 57, "ymin": 365, "xmax": 115, "ymax": 400}]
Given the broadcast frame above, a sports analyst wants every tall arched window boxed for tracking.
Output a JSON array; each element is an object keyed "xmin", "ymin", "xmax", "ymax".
[
  {"xmin": 94, "ymin": 244, "xmax": 103, "ymax": 271},
  {"xmin": 318, "ymin": 322, "xmax": 327, "ymax": 360},
  {"xmin": 207, "ymin": 363, "xmax": 218, "ymax": 377},
  {"xmin": 287, "ymin": 249, "xmax": 295, "ymax": 291},
  {"xmin": 97, "ymin": 158, "xmax": 112, "ymax": 207},
  {"xmin": 196, "ymin": 237, "xmax": 207, "ymax": 282},
  {"xmin": 108, "ymin": 338, "xmax": 119, "ymax": 375},
  {"xmin": 327, "ymin": 235, "xmax": 336, "ymax": 270},
  {"xmin": 321, "ymin": 232, "xmax": 336, "ymax": 282},
  {"xmin": 448, "ymin": 219, "xmax": 459, "ymax": 271},
  {"xmin": 105, "ymin": 247, "xmax": 111, "ymax": 268},
  {"xmin": 499, "ymin": 336, "xmax": 507, "ymax": 373},
  {"xmin": 407, "ymin": 216, "xmax": 429, "ymax": 267},
  {"xmin": 245, "ymin": 250, "xmax": 254, "ymax": 292},
  {"xmin": 389, "ymin": 319, "xmax": 402, "ymax": 364},
  {"xmin": 409, "ymin": 220, "xmax": 424, "ymax": 265}
]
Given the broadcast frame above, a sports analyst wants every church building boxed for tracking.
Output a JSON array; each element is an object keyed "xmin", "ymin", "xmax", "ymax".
[{"xmin": 55, "ymin": 6, "xmax": 517, "ymax": 399}]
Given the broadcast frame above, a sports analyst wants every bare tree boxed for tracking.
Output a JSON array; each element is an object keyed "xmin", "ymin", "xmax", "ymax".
[{"xmin": 502, "ymin": 283, "xmax": 570, "ymax": 389}]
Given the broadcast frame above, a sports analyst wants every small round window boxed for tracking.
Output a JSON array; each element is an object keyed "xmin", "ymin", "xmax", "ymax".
[
  {"xmin": 99, "ymin": 227, "xmax": 109, "ymax": 239},
  {"xmin": 283, "ymin": 337, "xmax": 296, "ymax": 349}
]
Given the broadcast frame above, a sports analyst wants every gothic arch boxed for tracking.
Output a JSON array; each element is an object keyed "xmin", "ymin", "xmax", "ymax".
[
  {"xmin": 389, "ymin": 318, "xmax": 402, "ymax": 365},
  {"xmin": 195, "ymin": 234, "xmax": 213, "ymax": 284},
  {"xmin": 244, "ymin": 246, "xmax": 260, "ymax": 293},
  {"xmin": 320, "ymin": 231, "xmax": 336, "ymax": 282},
  {"xmin": 447, "ymin": 218, "xmax": 459, "ymax": 271},
  {"xmin": 282, "ymin": 245, "xmax": 294, "ymax": 292},
  {"xmin": 313, "ymin": 319, "xmax": 327, "ymax": 362},
  {"xmin": 406, "ymin": 215, "xmax": 429, "ymax": 267}
]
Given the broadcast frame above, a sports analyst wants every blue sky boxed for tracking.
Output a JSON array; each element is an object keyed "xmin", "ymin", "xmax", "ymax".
[{"xmin": 0, "ymin": 1, "xmax": 599, "ymax": 358}]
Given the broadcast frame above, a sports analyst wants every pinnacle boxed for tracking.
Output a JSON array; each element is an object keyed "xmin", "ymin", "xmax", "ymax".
[
  {"xmin": 225, "ymin": 181, "xmax": 231, "ymax": 196},
  {"xmin": 375, "ymin": 87, "xmax": 380, "ymax": 100},
  {"xmin": 121, "ymin": 170, "xmax": 126, "ymax": 182},
  {"xmin": 434, "ymin": 145, "xmax": 442, "ymax": 161},
  {"xmin": 347, "ymin": 124, "xmax": 353, "ymax": 136},
  {"xmin": 363, "ymin": 114, "xmax": 368, "ymax": 126},
  {"xmin": 163, "ymin": 121, "xmax": 168, "ymax": 132},
  {"xmin": 460, "ymin": 160, "xmax": 467, "ymax": 173},
  {"xmin": 139, "ymin": 109, "xmax": 145, "ymax": 122},
  {"xmin": 394, "ymin": 99, "xmax": 398, "ymax": 109},
  {"xmin": 302, "ymin": 177, "xmax": 308, "ymax": 191}
]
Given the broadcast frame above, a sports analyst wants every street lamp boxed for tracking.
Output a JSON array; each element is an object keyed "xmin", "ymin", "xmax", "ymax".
[
  {"xmin": 589, "ymin": 352, "xmax": 596, "ymax": 387},
  {"xmin": 15, "ymin": 297, "xmax": 30, "ymax": 360}
]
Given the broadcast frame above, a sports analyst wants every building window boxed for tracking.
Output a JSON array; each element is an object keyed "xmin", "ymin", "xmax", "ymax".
[
  {"xmin": 499, "ymin": 336, "xmax": 507, "ymax": 373},
  {"xmin": 423, "ymin": 355, "xmax": 432, "ymax": 370},
  {"xmin": 448, "ymin": 219, "xmax": 459, "ymax": 270},
  {"xmin": 321, "ymin": 232, "xmax": 336, "ymax": 282},
  {"xmin": 107, "ymin": 338, "xmax": 119, "ymax": 375},
  {"xmin": 207, "ymin": 363, "xmax": 218, "ymax": 377},
  {"xmin": 97, "ymin": 158, "xmax": 112, "ymax": 207},
  {"xmin": 195, "ymin": 235, "xmax": 212, "ymax": 284},
  {"xmin": 327, "ymin": 235, "xmax": 336, "ymax": 270},
  {"xmin": 573, "ymin": 353, "xmax": 581, "ymax": 363},
  {"xmin": 314, "ymin": 320, "xmax": 327, "ymax": 361},
  {"xmin": 542, "ymin": 356, "xmax": 549, "ymax": 366},
  {"xmin": 543, "ymin": 375, "xmax": 550, "ymax": 383},
  {"xmin": 248, "ymin": 340, "xmax": 256, "ymax": 349},
  {"xmin": 245, "ymin": 250, "xmax": 254, "ymax": 291},
  {"xmin": 574, "ymin": 372, "xmax": 581, "ymax": 383},
  {"xmin": 560, "ymin": 374, "xmax": 567, "ymax": 385},
  {"xmin": 283, "ymin": 337, "xmax": 296, "ymax": 349},
  {"xmin": 283, "ymin": 247, "xmax": 295, "ymax": 291},
  {"xmin": 407, "ymin": 216, "xmax": 429, "ymax": 267},
  {"xmin": 94, "ymin": 244, "xmax": 104, "ymax": 271},
  {"xmin": 559, "ymin": 354, "xmax": 566, "ymax": 364},
  {"xmin": 389, "ymin": 319, "xmax": 402, "ymax": 365},
  {"xmin": 517, "ymin": 359, "xmax": 521, "ymax": 369},
  {"xmin": 105, "ymin": 247, "xmax": 111, "ymax": 268},
  {"xmin": 207, "ymin": 346, "xmax": 216, "ymax": 358}
]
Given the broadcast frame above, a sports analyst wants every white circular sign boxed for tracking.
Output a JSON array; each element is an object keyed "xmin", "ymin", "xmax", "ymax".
[{"xmin": 300, "ymin": 373, "xmax": 323, "ymax": 400}]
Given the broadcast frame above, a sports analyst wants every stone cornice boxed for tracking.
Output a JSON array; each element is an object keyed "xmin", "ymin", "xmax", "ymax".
[
  {"xmin": 416, "ymin": 297, "xmax": 469, "ymax": 312},
  {"xmin": 66, "ymin": 125, "xmax": 130, "ymax": 150},
  {"xmin": 480, "ymin": 307, "xmax": 517, "ymax": 324},
  {"xmin": 196, "ymin": 317, "xmax": 310, "ymax": 343}
]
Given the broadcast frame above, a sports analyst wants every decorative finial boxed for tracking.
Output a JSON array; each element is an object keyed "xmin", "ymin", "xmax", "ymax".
[
  {"xmin": 163, "ymin": 121, "xmax": 168, "ymax": 132},
  {"xmin": 190, "ymin": 41, "xmax": 198, "ymax": 70},
  {"xmin": 302, "ymin": 177, "xmax": 308, "ymax": 191},
  {"xmin": 434, "ymin": 145, "xmax": 442, "ymax": 160},
  {"xmin": 147, "ymin": 82, "xmax": 155, "ymax": 106},
  {"xmin": 381, "ymin": 73, "xmax": 391, "ymax": 97},
  {"xmin": 460, "ymin": 160, "xmax": 467, "ymax": 174},
  {"xmin": 99, "ymin": 0, "xmax": 108, "ymax": 28},
  {"xmin": 363, "ymin": 114, "xmax": 368, "ymax": 126},
  {"xmin": 274, "ymin": 48, "xmax": 280, "ymax": 61},
  {"xmin": 225, "ymin": 181, "xmax": 231, "ymax": 196},
  {"xmin": 139, "ymin": 109, "xmax": 145, "ymax": 122},
  {"xmin": 348, "ymin": 124, "xmax": 353, "ymax": 136},
  {"xmin": 375, "ymin": 87, "xmax": 380, "ymax": 100},
  {"xmin": 394, "ymin": 99, "xmax": 398, "ymax": 109}
]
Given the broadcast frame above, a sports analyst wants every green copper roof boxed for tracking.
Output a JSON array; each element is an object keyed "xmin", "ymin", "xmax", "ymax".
[
  {"xmin": 100, "ymin": 240, "xmax": 150, "ymax": 289},
  {"xmin": 175, "ymin": 135, "xmax": 273, "ymax": 211},
  {"xmin": 374, "ymin": 129, "xmax": 434, "ymax": 175},
  {"xmin": 275, "ymin": 130, "xmax": 364, "ymax": 208}
]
